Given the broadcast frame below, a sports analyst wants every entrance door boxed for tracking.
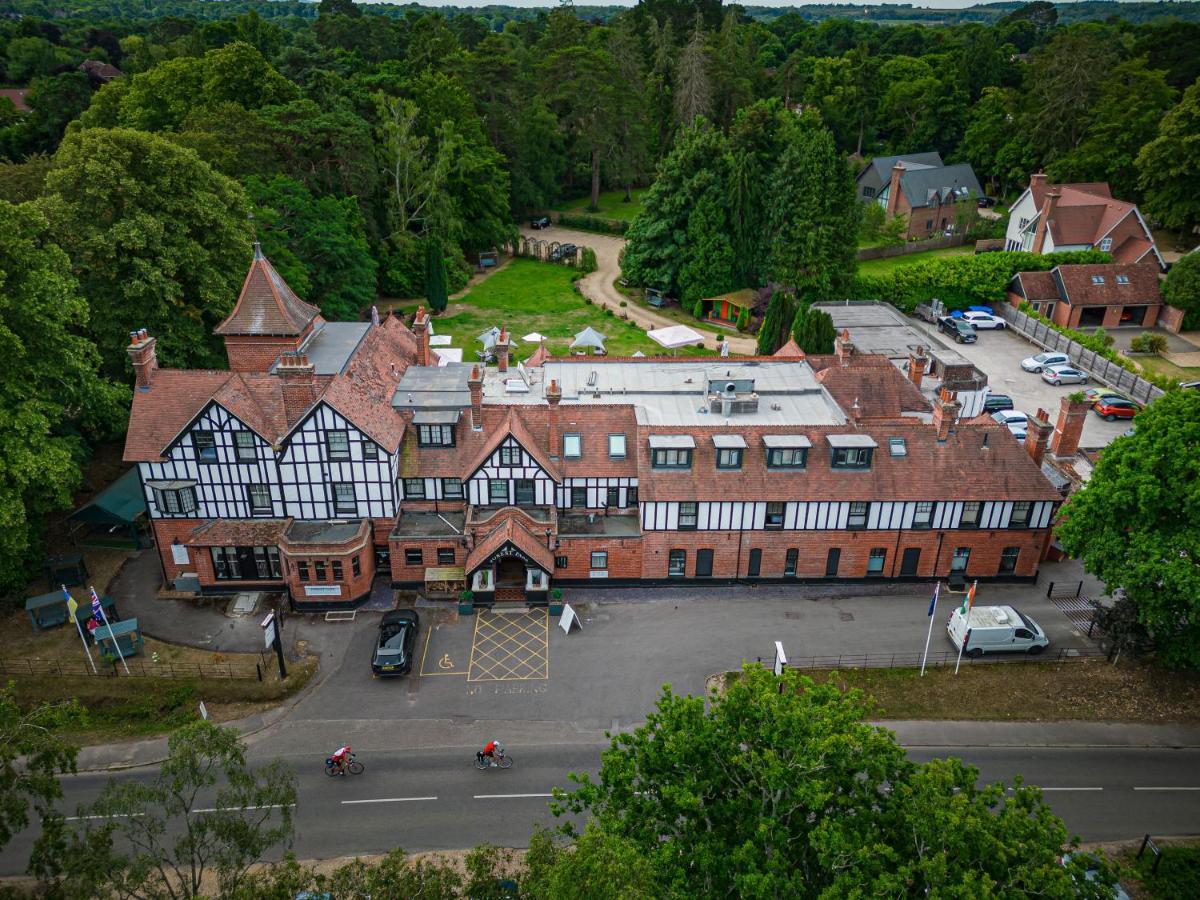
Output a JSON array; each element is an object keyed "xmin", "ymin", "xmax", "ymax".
[
  {"xmin": 496, "ymin": 558, "xmax": 525, "ymax": 587},
  {"xmin": 695, "ymin": 549, "xmax": 714, "ymax": 577},
  {"xmin": 746, "ymin": 548, "xmax": 761, "ymax": 577},
  {"xmin": 235, "ymin": 546, "xmax": 257, "ymax": 580},
  {"xmin": 900, "ymin": 547, "xmax": 921, "ymax": 577},
  {"xmin": 825, "ymin": 548, "xmax": 841, "ymax": 576}
]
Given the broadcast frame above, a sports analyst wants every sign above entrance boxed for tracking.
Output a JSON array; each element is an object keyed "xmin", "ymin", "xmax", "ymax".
[{"xmin": 303, "ymin": 585, "xmax": 341, "ymax": 597}]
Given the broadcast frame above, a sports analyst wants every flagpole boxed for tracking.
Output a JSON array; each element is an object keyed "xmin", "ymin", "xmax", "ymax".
[
  {"xmin": 63, "ymin": 586, "xmax": 98, "ymax": 675},
  {"xmin": 920, "ymin": 582, "xmax": 940, "ymax": 677},
  {"xmin": 91, "ymin": 585, "xmax": 130, "ymax": 675},
  {"xmin": 953, "ymin": 580, "xmax": 978, "ymax": 675}
]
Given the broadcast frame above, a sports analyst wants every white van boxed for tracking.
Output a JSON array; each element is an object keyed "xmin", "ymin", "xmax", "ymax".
[{"xmin": 946, "ymin": 605, "xmax": 1049, "ymax": 657}]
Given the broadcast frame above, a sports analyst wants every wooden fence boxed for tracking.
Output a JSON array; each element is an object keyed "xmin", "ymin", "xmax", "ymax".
[
  {"xmin": 0, "ymin": 656, "xmax": 264, "ymax": 680},
  {"xmin": 996, "ymin": 306, "xmax": 1166, "ymax": 405},
  {"xmin": 857, "ymin": 233, "xmax": 967, "ymax": 262}
]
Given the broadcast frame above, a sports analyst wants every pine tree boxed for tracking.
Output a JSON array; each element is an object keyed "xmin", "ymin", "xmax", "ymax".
[
  {"xmin": 756, "ymin": 290, "xmax": 794, "ymax": 355},
  {"xmin": 425, "ymin": 239, "xmax": 448, "ymax": 313},
  {"xmin": 801, "ymin": 308, "xmax": 837, "ymax": 354},
  {"xmin": 692, "ymin": 299, "xmax": 704, "ymax": 319},
  {"xmin": 790, "ymin": 304, "xmax": 808, "ymax": 345},
  {"xmin": 736, "ymin": 305, "xmax": 750, "ymax": 332}
]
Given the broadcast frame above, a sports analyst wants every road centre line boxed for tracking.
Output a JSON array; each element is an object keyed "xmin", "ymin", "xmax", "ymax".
[
  {"xmin": 1038, "ymin": 787, "xmax": 1103, "ymax": 792},
  {"xmin": 65, "ymin": 813, "xmax": 145, "ymax": 821},
  {"xmin": 341, "ymin": 797, "xmax": 438, "ymax": 805},
  {"xmin": 473, "ymin": 793, "xmax": 554, "ymax": 800},
  {"xmin": 193, "ymin": 804, "xmax": 294, "ymax": 813},
  {"xmin": 1133, "ymin": 787, "xmax": 1200, "ymax": 791}
]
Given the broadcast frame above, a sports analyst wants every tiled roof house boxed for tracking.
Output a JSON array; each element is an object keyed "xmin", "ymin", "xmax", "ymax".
[{"xmin": 123, "ymin": 247, "xmax": 1067, "ymax": 608}]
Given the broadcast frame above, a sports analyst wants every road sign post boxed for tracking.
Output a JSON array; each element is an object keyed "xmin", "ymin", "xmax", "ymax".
[{"xmin": 262, "ymin": 611, "xmax": 287, "ymax": 680}]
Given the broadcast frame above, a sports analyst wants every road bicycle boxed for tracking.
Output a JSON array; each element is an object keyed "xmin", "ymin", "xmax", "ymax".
[
  {"xmin": 474, "ymin": 751, "xmax": 513, "ymax": 771},
  {"xmin": 324, "ymin": 753, "xmax": 365, "ymax": 776}
]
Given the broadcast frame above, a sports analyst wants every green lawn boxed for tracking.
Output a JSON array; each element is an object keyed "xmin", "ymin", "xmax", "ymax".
[
  {"xmin": 555, "ymin": 189, "xmax": 648, "ymax": 222},
  {"xmin": 428, "ymin": 259, "xmax": 709, "ymax": 358},
  {"xmin": 1136, "ymin": 354, "xmax": 1200, "ymax": 384},
  {"xmin": 857, "ymin": 245, "xmax": 974, "ymax": 277}
]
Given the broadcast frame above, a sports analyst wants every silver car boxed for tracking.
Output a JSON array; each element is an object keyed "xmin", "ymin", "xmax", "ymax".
[
  {"xmin": 1040, "ymin": 363, "xmax": 1088, "ymax": 386},
  {"xmin": 1021, "ymin": 351, "xmax": 1070, "ymax": 373}
]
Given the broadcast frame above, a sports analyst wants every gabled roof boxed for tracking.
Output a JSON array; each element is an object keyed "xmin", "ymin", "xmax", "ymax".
[
  {"xmin": 123, "ymin": 370, "xmax": 236, "ymax": 462},
  {"xmin": 215, "ymin": 244, "xmax": 322, "ymax": 337},
  {"xmin": 213, "ymin": 373, "xmax": 291, "ymax": 443},
  {"xmin": 860, "ymin": 152, "xmax": 944, "ymax": 183},
  {"xmin": 462, "ymin": 408, "xmax": 561, "ymax": 481},
  {"xmin": 773, "ymin": 338, "xmax": 805, "ymax": 359},
  {"xmin": 1012, "ymin": 271, "xmax": 1058, "ymax": 302},
  {"xmin": 1052, "ymin": 264, "xmax": 1162, "ymax": 307},
  {"xmin": 897, "ymin": 163, "xmax": 982, "ymax": 210},
  {"xmin": 813, "ymin": 365, "xmax": 931, "ymax": 418},
  {"xmin": 465, "ymin": 517, "xmax": 555, "ymax": 575}
]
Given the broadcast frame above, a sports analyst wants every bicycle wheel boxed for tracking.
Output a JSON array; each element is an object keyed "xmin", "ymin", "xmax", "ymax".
[
  {"xmin": 324, "ymin": 763, "xmax": 338, "ymax": 777},
  {"xmin": 496, "ymin": 754, "xmax": 513, "ymax": 770},
  {"xmin": 347, "ymin": 759, "xmax": 365, "ymax": 775}
]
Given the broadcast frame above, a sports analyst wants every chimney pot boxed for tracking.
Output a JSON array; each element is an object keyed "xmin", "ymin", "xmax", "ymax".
[
  {"xmin": 468, "ymin": 364, "xmax": 484, "ymax": 431},
  {"xmin": 127, "ymin": 329, "xmax": 158, "ymax": 390},
  {"xmin": 1049, "ymin": 395, "xmax": 1088, "ymax": 460}
]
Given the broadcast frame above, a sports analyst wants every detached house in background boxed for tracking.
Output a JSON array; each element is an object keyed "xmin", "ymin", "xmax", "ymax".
[
  {"xmin": 123, "ymin": 245, "xmax": 1070, "ymax": 609},
  {"xmin": 1008, "ymin": 263, "xmax": 1165, "ymax": 330},
  {"xmin": 856, "ymin": 153, "xmax": 983, "ymax": 240},
  {"xmin": 1004, "ymin": 172, "xmax": 1166, "ymax": 269}
]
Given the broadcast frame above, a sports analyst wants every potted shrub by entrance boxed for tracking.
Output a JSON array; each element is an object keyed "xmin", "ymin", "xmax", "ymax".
[
  {"xmin": 458, "ymin": 589, "xmax": 474, "ymax": 616},
  {"xmin": 548, "ymin": 587, "xmax": 564, "ymax": 616}
]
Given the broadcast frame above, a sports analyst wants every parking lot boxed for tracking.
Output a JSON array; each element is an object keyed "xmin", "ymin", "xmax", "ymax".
[{"xmin": 817, "ymin": 302, "xmax": 1132, "ymax": 449}]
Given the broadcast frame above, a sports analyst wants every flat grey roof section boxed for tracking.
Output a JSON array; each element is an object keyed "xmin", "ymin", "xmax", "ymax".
[
  {"xmin": 393, "ymin": 364, "xmax": 472, "ymax": 410},
  {"xmin": 390, "ymin": 512, "xmax": 465, "ymax": 538},
  {"xmin": 762, "ymin": 434, "xmax": 812, "ymax": 448},
  {"xmin": 286, "ymin": 520, "xmax": 364, "ymax": 544},
  {"xmin": 648, "ymin": 434, "xmax": 696, "ymax": 449},
  {"xmin": 712, "ymin": 434, "xmax": 747, "ymax": 449},
  {"xmin": 289, "ymin": 322, "xmax": 371, "ymax": 375},
  {"xmin": 412, "ymin": 409, "xmax": 461, "ymax": 425},
  {"xmin": 559, "ymin": 514, "xmax": 641, "ymax": 537},
  {"xmin": 813, "ymin": 301, "xmax": 946, "ymax": 361},
  {"xmin": 827, "ymin": 433, "xmax": 879, "ymax": 448}
]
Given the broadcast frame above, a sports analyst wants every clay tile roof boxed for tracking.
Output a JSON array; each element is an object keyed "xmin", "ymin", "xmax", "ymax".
[
  {"xmin": 814, "ymin": 364, "xmax": 931, "ymax": 418},
  {"xmin": 773, "ymin": 338, "xmax": 805, "ymax": 359},
  {"xmin": 1016, "ymin": 271, "xmax": 1059, "ymax": 301},
  {"xmin": 320, "ymin": 317, "xmax": 419, "ymax": 451},
  {"xmin": 0, "ymin": 88, "xmax": 29, "ymax": 112},
  {"xmin": 122, "ymin": 370, "xmax": 234, "ymax": 462},
  {"xmin": 213, "ymin": 373, "xmax": 290, "ymax": 442},
  {"xmin": 465, "ymin": 517, "xmax": 555, "ymax": 575},
  {"xmin": 1030, "ymin": 179, "xmax": 1111, "ymax": 210},
  {"xmin": 216, "ymin": 245, "xmax": 322, "ymax": 336},
  {"xmin": 1053, "ymin": 263, "xmax": 1161, "ymax": 307},
  {"xmin": 1110, "ymin": 236, "xmax": 1153, "ymax": 265},
  {"xmin": 526, "ymin": 343, "xmax": 551, "ymax": 367},
  {"xmin": 186, "ymin": 518, "xmax": 290, "ymax": 547},
  {"xmin": 463, "ymin": 408, "xmax": 561, "ymax": 481}
]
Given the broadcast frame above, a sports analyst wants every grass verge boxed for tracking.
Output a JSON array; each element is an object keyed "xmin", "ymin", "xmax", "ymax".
[
  {"xmin": 426, "ymin": 258, "xmax": 711, "ymax": 358},
  {"xmin": 1136, "ymin": 354, "xmax": 1200, "ymax": 384},
  {"xmin": 555, "ymin": 189, "xmax": 646, "ymax": 222},
  {"xmin": 857, "ymin": 244, "xmax": 974, "ymax": 277},
  {"xmin": 1118, "ymin": 840, "xmax": 1200, "ymax": 899}
]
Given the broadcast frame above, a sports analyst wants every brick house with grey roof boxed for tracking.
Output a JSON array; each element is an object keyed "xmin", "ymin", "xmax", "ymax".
[
  {"xmin": 858, "ymin": 154, "xmax": 983, "ymax": 240},
  {"xmin": 123, "ymin": 247, "xmax": 1069, "ymax": 608}
]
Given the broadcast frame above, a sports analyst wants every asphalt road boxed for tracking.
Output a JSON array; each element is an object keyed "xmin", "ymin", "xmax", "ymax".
[{"xmin": 3, "ymin": 744, "xmax": 1198, "ymax": 875}]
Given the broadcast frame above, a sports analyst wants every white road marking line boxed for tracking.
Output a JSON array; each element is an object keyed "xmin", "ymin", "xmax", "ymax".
[
  {"xmin": 1039, "ymin": 787, "xmax": 1104, "ymax": 792},
  {"xmin": 192, "ymin": 804, "xmax": 295, "ymax": 813},
  {"xmin": 1133, "ymin": 787, "xmax": 1200, "ymax": 791},
  {"xmin": 65, "ymin": 813, "xmax": 145, "ymax": 821},
  {"xmin": 473, "ymin": 793, "xmax": 554, "ymax": 800},
  {"xmin": 340, "ymin": 797, "xmax": 438, "ymax": 805}
]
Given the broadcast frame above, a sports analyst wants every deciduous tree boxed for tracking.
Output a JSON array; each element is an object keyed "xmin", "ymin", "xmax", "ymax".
[
  {"xmin": 1162, "ymin": 251, "xmax": 1200, "ymax": 330},
  {"xmin": 1057, "ymin": 389, "xmax": 1200, "ymax": 669},
  {"xmin": 1137, "ymin": 76, "xmax": 1200, "ymax": 234}
]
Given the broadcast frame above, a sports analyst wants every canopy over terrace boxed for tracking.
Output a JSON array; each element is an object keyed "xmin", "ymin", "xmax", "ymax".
[
  {"xmin": 569, "ymin": 326, "xmax": 606, "ymax": 350},
  {"xmin": 69, "ymin": 468, "xmax": 148, "ymax": 548},
  {"xmin": 478, "ymin": 327, "xmax": 519, "ymax": 351},
  {"xmin": 646, "ymin": 324, "xmax": 704, "ymax": 350}
]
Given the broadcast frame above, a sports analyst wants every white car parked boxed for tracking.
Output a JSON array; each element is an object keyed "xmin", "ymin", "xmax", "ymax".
[
  {"xmin": 1040, "ymin": 363, "xmax": 1089, "ymax": 386},
  {"xmin": 960, "ymin": 311, "xmax": 1007, "ymax": 330},
  {"xmin": 1020, "ymin": 351, "xmax": 1070, "ymax": 373},
  {"xmin": 991, "ymin": 410, "xmax": 1028, "ymax": 439}
]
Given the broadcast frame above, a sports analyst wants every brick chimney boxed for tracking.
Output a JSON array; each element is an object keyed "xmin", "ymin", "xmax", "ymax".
[
  {"xmin": 907, "ymin": 345, "xmax": 928, "ymax": 388},
  {"xmin": 886, "ymin": 161, "xmax": 905, "ymax": 218},
  {"xmin": 546, "ymin": 379, "xmax": 562, "ymax": 457},
  {"xmin": 278, "ymin": 352, "xmax": 316, "ymax": 424},
  {"xmin": 412, "ymin": 306, "xmax": 430, "ymax": 367},
  {"xmin": 1049, "ymin": 395, "xmax": 1089, "ymax": 460},
  {"xmin": 468, "ymin": 364, "xmax": 484, "ymax": 431},
  {"xmin": 1029, "ymin": 171, "xmax": 1046, "ymax": 197},
  {"xmin": 1024, "ymin": 407, "xmax": 1054, "ymax": 467},
  {"xmin": 496, "ymin": 328, "xmax": 511, "ymax": 374},
  {"xmin": 835, "ymin": 329, "xmax": 855, "ymax": 367},
  {"xmin": 932, "ymin": 388, "xmax": 960, "ymax": 442},
  {"xmin": 1033, "ymin": 190, "xmax": 1060, "ymax": 254},
  {"xmin": 127, "ymin": 328, "xmax": 157, "ymax": 391}
]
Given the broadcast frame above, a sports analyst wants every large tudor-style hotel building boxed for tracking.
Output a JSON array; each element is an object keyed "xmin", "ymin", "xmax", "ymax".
[{"xmin": 125, "ymin": 247, "xmax": 1067, "ymax": 607}]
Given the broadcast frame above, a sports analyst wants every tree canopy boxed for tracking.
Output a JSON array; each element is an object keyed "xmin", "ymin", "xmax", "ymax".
[{"xmin": 1057, "ymin": 389, "xmax": 1200, "ymax": 669}]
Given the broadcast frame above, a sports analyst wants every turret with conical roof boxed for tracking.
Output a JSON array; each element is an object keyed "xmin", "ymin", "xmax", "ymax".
[{"xmin": 216, "ymin": 243, "xmax": 325, "ymax": 372}]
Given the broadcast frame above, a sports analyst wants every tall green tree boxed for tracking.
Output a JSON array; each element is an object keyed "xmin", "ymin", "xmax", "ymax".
[
  {"xmin": 555, "ymin": 665, "xmax": 1105, "ymax": 897},
  {"xmin": 424, "ymin": 239, "xmax": 449, "ymax": 314},
  {"xmin": 1137, "ymin": 76, "xmax": 1200, "ymax": 234},
  {"xmin": 246, "ymin": 175, "xmax": 376, "ymax": 322},
  {"xmin": 44, "ymin": 721, "xmax": 297, "ymax": 898},
  {"xmin": 1057, "ymin": 390, "xmax": 1200, "ymax": 669},
  {"xmin": 1022, "ymin": 28, "xmax": 1120, "ymax": 162},
  {"xmin": 677, "ymin": 189, "xmax": 734, "ymax": 306},
  {"xmin": 42, "ymin": 128, "xmax": 254, "ymax": 373},
  {"xmin": 674, "ymin": 18, "xmax": 712, "ymax": 129},
  {"xmin": 765, "ymin": 121, "xmax": 859, "ymax": 298},
  {"xmin": 756, "ymin": 290, "xmax": 794, "ymax": 355},
  {"xmin": 1162, "ymin": 251, "xmax": 1200, "ymax": 331},
  {"xmin": 1, "ymin": 684, "xmax": 83, "ymax": 858},
  {"xmin": 0, "ymin": 201, "xmax": 127, "ymax": 592},
  {"xmin": 1050, "ymin": 58, "xmax": 1177, "ymax": 201}
]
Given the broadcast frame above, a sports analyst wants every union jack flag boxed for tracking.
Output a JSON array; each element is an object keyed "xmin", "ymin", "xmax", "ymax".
[{"xmin": 90, "ymin": 586, "xmax": 107, "ymax": 624}]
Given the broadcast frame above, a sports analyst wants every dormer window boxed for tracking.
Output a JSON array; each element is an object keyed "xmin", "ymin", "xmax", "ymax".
[
  {"xmin": 828, "ymin": 434, "xmax": 877, "ymax": 469},
  {"xmin": 713, "ymin": 434, "xmax": 747, "ymax": 470},
  {"xmin": 650, "ymin": 434, "xmax": 696, "ymax": 469},
  {"xmin": 413, "ymin": 410, "xmax": 459, "ymax": 448},
  {"xmin": 764, "ymin": 434, "xmax": 810, "ymax": 469}
]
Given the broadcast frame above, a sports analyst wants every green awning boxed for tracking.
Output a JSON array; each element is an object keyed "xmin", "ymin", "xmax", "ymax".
[{"xmin": 70, "ymin": 468, "xmax": 146, "ymax": 527}]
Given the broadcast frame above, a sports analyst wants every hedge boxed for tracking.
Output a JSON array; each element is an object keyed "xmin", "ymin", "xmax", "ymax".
[{"xmin": 557, "ymin": 213, "xmax": 629, "ymax": 235}]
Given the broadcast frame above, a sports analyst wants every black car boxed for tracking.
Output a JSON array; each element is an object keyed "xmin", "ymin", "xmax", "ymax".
[
  {"xmin": 550, "ymin": 242, "xmax": 577, "ymax": 262},
  {"xmin": 982, "ymin": 393, "xmax": 1014, "ymax": 413},
  {"xmin": 977, "ymin": 196, "xmax": 997, "ymax": 208},
  {"xmin": 530, "ymin": 215, "xmax": 551, "ymax": 229},
  {"xmin": 371, "ymin": 609, "xmax": 419, "ymax": 677},
  {"xmin": 937, "ymin": 315, "xmax": 978, "ymax": 344}
]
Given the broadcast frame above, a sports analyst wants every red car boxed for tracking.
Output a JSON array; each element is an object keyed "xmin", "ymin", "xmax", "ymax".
[{"xmin": 1092, "ymin": 397, "xmax": 1140, "ymax": 420}]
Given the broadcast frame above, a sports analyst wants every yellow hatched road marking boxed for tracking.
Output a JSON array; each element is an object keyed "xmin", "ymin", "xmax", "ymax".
[{"xmin": 468, "ymin": 609, "xmax": 549, "ymax": 682}]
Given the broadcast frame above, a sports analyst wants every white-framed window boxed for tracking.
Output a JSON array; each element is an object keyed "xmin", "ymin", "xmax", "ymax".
[
  {"xmin": 404, "ymin": 478, "xmax": 425, "ymax": 500},
  {"xmin": 155, "ymin": 486, "xmax": 197, "ymax": 515},
  {"xmin": 608, "ymin": 434, "xmax": 626, "ymax": 459},
  {"xmin": 247, "ymin": 483, "xmax": 272, "ymax": 514},
  {"xmin": 1091, "ymin": 275, "xmax": 1105, "ymax": 285},
  {"xmin": 442, "ymin": 478, "xmax": 463, "ymax": 499},
  {"xmin": 489, "ymin": 479, "xmax": 508, "ymax": 504},
  {"xmin": 1099, "ymin": 238, "xmax": 1112, "ymax": 251},
  {"xmin": 912, "ymin": 501, "xmax": 933, "ymax": 529},
  {"xmin": 563, "ymin": 433, "xmax": 582, "ymax": 458},
  {"xmin": 1116, "ymin": 274, "xmax": 1130, "ymax": 285},
  {"xmin": 847, "ymin": 502, "xmax": 868, "ymax": 529},
  {"xmin": 333, "ymin": 483, "xmax": 357, "ymax": 515},
  {"xmin": 1009, "ymin": 501, "xmax": 1032, "ymax": 527},
  {"xmin": 678, "ymin": 502, "xmax": 698, "ymax": 530},
  {"xmin": 716, "ymin": 448, "xmax": 743, "ymax": 470},
  {"xmin": 499, "ymin": 444, "xmax": 521, "ymax": 465},
  {"xmin": 326, "ymin": 430, "xmax": 350, "ymax": 460},
  {"xmin": 234, "ymin": 430, "xmax": 257, "ymax": 462},
  {"xmin": 960, "ymin": 502, "xmax": 981, "ymax": 528},
  {"xmin": 590, "ymin": 551, "xmax": 608, "ymax": 570},
  {"xmin": 418, "ymin": 424, "xmax": 453, "ymax": 447}
]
